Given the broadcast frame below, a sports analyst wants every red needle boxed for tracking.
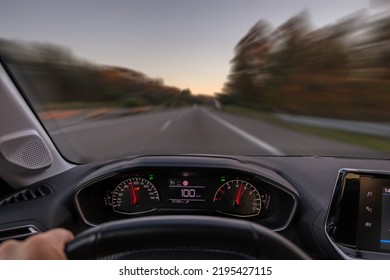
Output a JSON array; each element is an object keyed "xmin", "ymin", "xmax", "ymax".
[
  {"xmin": 235, "ymin": 183, "xmax": 244, "ymax": 207},
  {"xmin": 130, "ymin": 183, "xmax": 137, "ymax": 205}
]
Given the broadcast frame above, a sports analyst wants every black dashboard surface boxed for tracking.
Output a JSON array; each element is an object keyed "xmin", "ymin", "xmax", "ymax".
[{"xmin": 0, "ymin": 155, "xmax": 389, "ymax": 259}]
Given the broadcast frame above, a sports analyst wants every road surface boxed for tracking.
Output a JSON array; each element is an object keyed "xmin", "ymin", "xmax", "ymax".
[{"xmin": 48, "ymin": 106, "xmax": 381, "ymax": 162}]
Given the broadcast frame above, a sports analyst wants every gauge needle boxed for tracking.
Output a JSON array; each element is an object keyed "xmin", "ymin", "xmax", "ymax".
[
  {"xmin": 129, "ymin": 183, "xmax": 137, "ymax": 205},
  {"xmin": 235, "ymin": 183, "xmax": 244, "ymax": 207}
]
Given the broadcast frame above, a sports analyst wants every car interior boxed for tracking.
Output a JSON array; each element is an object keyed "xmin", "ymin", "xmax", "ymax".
[{"xmin": 0, "ymin": 1, "xmax": 390, "ymax": 260}]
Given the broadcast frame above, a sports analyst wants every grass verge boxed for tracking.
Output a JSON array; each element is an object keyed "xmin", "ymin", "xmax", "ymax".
[{"xmin": 223, "ymin": 105, "xmax": 390, "ymax": 152}]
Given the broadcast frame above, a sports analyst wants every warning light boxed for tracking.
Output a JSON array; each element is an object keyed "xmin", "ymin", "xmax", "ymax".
[
  {"xmin": 221, "ymin": 176, "xmax": 226, "ymax": 183},
  {"xmin": 149, "ymin": 174, "xmax": 154, "ymax": 181},
  {"xmin": 183, "ymin": 180, "xmax": 189, "ymax": 186}
]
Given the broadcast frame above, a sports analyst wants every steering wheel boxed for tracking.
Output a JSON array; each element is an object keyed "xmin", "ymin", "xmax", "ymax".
[{"xmin": 65, "ymin": 215, "xmax": 310, "ymax": 259}]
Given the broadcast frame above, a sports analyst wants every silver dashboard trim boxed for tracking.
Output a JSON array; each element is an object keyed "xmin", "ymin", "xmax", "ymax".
[{"xmin": 0, "ymin": 224, "xmax": 40, "ymax": 242}]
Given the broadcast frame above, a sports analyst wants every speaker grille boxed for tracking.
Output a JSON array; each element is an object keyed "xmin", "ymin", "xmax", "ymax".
[{"xmin": 0, "ymin": 132, "xmax": 52, "ymax": 170}]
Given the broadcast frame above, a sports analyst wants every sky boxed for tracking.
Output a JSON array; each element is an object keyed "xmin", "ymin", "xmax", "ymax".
[{"xmin": 0, "ymin": 0, "xmax": 377, "ymax": 95}]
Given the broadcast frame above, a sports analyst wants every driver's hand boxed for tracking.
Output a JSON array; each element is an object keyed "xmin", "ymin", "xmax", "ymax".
[{"xmin": 0, "ymin": 228, "xmax": 74, "ymax": 260}]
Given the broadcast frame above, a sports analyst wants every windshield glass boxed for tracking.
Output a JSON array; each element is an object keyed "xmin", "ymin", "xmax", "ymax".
[{"xmin": 1, "ymin": 0, "xmax": 390, "ymax": 163}]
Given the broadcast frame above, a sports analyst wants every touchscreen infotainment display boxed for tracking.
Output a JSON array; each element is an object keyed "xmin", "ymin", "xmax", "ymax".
[
  {"xmin": 326, "ymin": 170, "xmax": 390, "ymax": 258},
  {"xmin": 380, "ymin": 187, "xmax": 390, "ymax": 251},
  {"xmin": 356, "ymin": 177, "xmax": 390, "ymax": 253}
]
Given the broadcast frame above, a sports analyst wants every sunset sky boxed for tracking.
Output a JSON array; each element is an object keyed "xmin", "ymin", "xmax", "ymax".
[{"xmin": 0, "ymin": 0, "xmax": 379, "ymax": 95}]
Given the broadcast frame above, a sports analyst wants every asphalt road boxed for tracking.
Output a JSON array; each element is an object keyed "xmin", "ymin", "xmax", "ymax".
[{"xmin": 49, "ymin": 106, "xmax": 380, "ymax": 162}]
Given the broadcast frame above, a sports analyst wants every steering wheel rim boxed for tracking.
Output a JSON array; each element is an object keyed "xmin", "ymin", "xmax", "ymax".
[{"xmin": 65, "ymin": 215, "xmax": 310, "ymax": 260}]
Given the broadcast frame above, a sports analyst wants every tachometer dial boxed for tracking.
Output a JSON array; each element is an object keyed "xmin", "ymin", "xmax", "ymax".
[
  {"xmin": 213, "ymin": 179, "xmax": 261, "ymax": 217},
  {"xmin": 112, "ymin": 178, "xmax": 159, "ymax": 215}
]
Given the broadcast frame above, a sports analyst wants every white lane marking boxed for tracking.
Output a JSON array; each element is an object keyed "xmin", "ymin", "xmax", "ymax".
[
  {"xmin": 205, "ymin": 111, "xmax": 284, "ymax": 156},
  {"xmin": 160, "ymin": 120, "xmax": 172, "ymax": 131}
]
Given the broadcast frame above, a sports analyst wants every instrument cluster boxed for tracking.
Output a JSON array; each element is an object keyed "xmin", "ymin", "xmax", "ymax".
[{"xmin": 75, "ymin": 166, "xmax": 297, "ymax": 230}]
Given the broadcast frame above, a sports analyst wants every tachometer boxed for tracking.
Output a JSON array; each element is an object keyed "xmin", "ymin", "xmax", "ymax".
[
  {"xmin": 112, "ymin": 177, "xmax": 159, "ymax": 215},
  {"xmin": 213, "ymin": 179, "xmax": 261, "ymax": 217}
]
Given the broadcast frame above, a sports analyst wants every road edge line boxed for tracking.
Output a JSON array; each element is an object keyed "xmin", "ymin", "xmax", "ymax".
[{"xmin": 204, "ymin": 110, "xmax": 284, "ymax": 156}]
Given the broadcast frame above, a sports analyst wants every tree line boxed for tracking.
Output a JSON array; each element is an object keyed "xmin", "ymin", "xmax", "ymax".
[
  {"xmin": 221, "ymin": 11, "xmax": 390, "ymax": 121},
  {"xmin": 0, "ymin": 39, "xmax": 200, "ymax": 110}
]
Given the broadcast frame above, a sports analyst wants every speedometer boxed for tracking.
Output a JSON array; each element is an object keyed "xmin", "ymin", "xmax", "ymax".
[
  {"xmin": 213, "ymin": 180, "xmax": 261, "ymax": 217},
  {"xmin": 112, "ymin": 177, "xmax": 159, "ymax": 215}
]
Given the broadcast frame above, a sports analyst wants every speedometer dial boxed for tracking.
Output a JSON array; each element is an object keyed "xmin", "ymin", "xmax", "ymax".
[
  {"xmin": 213, "ymin": 180, "xmax": 261, "ymax": 217},
  {"xmin": 112, "ymin": 178, "xmax": 159, "ymax": 215}
]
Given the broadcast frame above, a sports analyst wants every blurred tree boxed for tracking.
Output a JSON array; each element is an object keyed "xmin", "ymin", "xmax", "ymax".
[
  {"xmin": 371, "ymin": 15, "xmax": 390, "ymax": 75},
  {"xmin": 1, "ymin": 38, "xmax": 194, "ymax": 109},
  {"xmin": 220, "ymin": 10, "xmax": 390, "ymax": 120},
  {"xmin": 224, "ymin": 20, "xmax": 272, "ymax": 108}
]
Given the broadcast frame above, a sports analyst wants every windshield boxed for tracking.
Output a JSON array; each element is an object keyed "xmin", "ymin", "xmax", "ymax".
[{"xmin": 1, "ymin": 0, "xmax": 389, "ymax": 163}]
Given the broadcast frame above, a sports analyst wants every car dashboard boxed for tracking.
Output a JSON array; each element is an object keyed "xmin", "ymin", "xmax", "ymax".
[
  {"xmin": 74, "ymin": 157, "xmax": 297, "ymax": 230},
  {"xmin": 0, "ymin": 154, "xmax": 389, "ymax": 259}
]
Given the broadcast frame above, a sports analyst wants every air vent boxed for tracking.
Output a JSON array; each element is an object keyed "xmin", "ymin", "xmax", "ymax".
[
  {"xmin": 0, "ymin": 225, "xmax": 40, "ymax": 241},
  {"xmin": 0, "ymin": 184, "xmax": 53, "ymax": 206}
]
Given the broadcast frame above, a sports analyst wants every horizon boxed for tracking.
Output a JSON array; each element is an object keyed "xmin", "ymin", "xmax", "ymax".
[{"xmin": 0, "ymin": 0, "xmax": 379, "ymax": 95}]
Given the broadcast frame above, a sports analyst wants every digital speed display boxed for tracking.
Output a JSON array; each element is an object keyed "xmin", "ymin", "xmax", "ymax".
[{"xmin": 168, "ymin": 178, "xmax": 205, "ymax": 204}]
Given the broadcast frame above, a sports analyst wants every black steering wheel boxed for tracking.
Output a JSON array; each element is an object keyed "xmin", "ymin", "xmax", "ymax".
[{"xmin": 65, "ymin": 215, "xmax": 310, "ymax": 259}]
